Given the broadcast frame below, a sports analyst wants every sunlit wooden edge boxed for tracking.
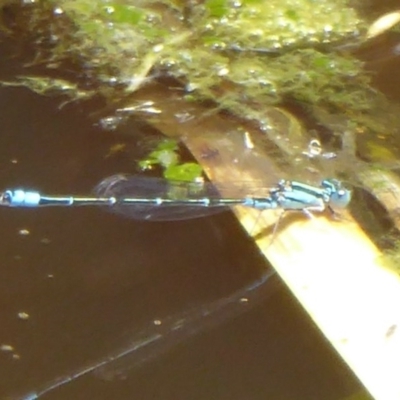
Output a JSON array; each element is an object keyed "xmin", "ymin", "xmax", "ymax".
[{"xmin": 234, "ymin": 206, "xmax": 400, "ymax": 400}]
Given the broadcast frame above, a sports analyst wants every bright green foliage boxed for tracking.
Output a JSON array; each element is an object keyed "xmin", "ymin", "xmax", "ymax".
[
  {"xmin": 164, "ymin": 163, "xmax": 204, "ymax": 182},
  {"xmin": 138, "ymin": 139, "xmax": 179, "ymax": 170},
  {"xmin": 139, "ymin": 139, "xmax": 204, "ymax": 181}
]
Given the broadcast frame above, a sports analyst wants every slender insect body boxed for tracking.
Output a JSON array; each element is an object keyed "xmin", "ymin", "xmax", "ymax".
[{"xmin": 0, "ymin": 175, "xmax": 352, "ymax": 220}]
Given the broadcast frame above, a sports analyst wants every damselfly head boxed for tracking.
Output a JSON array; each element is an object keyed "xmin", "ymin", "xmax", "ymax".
[
  {"xmin": 0, "ymin": 190, "xmax": 12, "ymax": 205},
  {"xmin": 321, "ymin": 179, "xmax": 352, "ymax": 209}
]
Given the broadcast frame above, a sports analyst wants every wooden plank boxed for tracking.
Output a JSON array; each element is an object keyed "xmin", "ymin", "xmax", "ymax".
[
  {"xmin": 194, "ymin": 136, "xmax": 400, "ymax": 400},
  {"xmin": 134, "ymin": 85, "xmax": 400, "ymax": 399}
]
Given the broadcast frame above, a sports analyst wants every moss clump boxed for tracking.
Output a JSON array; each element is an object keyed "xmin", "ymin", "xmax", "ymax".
[
  {"xmin": 0, "ymin": 0, "xmax": 366, "ymax": 104},
  {"xmin": 1, "ymin": 0, "xmax": 400, "ymax": 168}
]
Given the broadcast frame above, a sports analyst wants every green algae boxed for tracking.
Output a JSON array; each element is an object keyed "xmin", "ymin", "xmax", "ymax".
[
  {"xmin": 1, "ymin": 0, "xmax": 400, "ymax": 172},
  {"xmin": 0, "ymin": 0, "xmax": 366, "ymax": 106}
]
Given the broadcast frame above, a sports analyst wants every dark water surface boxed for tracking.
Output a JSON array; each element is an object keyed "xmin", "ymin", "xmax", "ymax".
[{"xmin": 0, "ymin": 87, "xmax": 367, "ymax": 399}]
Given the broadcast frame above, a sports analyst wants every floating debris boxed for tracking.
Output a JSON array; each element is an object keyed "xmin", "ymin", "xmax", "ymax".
[
  {"xmin": 367, "ymin": 11, "xmax": 400, "ymax": 39},
  {"xmin": 0, "ymin": 344, "xmax": 14, "ymax": 352},
  {"xmin": 302, "ymin": 139, "xmax": 337, "ymax": 160},
  {"xmin": 17, "ymin": 312, "xmax": 30, "ymax": 320}
]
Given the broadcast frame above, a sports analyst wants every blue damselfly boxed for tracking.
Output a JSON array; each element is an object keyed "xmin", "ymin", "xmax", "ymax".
[{"xmin": 0, "ymin": 174, "xmax": 352, "ymax": 219}]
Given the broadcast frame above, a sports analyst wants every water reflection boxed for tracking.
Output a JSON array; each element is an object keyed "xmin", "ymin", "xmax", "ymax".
[{"xmin": 14, "ymin": 270, "xmax": 279, "ymax": 400}]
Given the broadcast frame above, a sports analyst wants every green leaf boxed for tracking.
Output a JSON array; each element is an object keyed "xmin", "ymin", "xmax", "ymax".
[
  {"xmin": 164, "ymin": 163, "xmax": 203, "ymax": 181},
  {"xmin": 139, "ymin": 139, "xmax": 180, "ymax": 170},
  {"xmin": 156, "ymin": 139, "xmax": 179, "ymax": 151},
  {"xmin": 151, "ymin": 149, "xmax": 179, "ymax": 168}
]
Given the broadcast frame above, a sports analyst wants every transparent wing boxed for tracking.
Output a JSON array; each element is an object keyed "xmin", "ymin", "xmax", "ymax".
[
  {"xmin": 94, "ymin": 174, "xmax": 230, "ymax": 221},
  {"xmin": 94, "ymin": 174, "xmax": 275, "ymax": 221}
]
